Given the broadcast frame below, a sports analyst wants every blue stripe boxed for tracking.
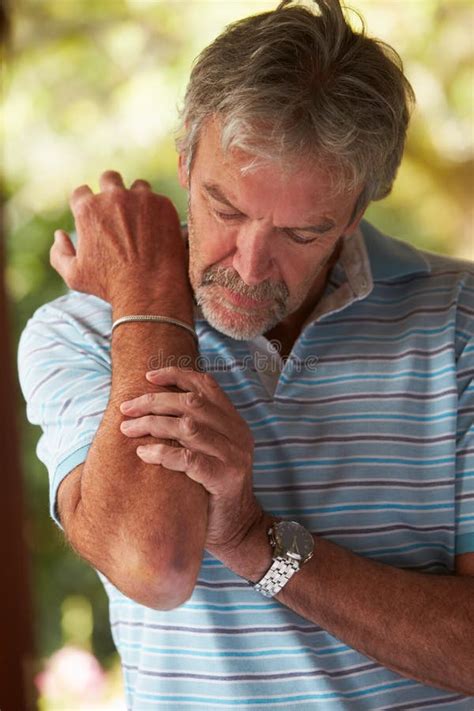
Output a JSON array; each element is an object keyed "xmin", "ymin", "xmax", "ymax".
[
  {"xmin": 121, "ymin": 643, "xmax": 350, "ymax": 658},
  {"xmin": 362, "ymin": 542, "xmax": 454, "ymax": 557},
  {"xmin": 302, "ymin": 324, "xmax": 454, "ymax": 345},
  {"xmin": 280, "ymin": 366, "xmax": 455, "ymax": 385},
  {"xmin": 254, "ymin": 456, "xmax": 455, "ymax": 469},
  {"xmin": 132, "ymin": 678, "xmax": 415, "ymax": 703},
  {"xmin": 248, "ymin": 412, "xmax": 455, "ymax": 426},
  {"xmin": 272, "ymin": 502, "xmax": 454, "ymax": 514}
]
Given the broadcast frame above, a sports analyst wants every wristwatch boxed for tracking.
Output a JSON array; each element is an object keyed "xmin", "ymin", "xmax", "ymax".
[{"xmin": 254, "ymin": 520, "xmax": 314, "ymax": 598}]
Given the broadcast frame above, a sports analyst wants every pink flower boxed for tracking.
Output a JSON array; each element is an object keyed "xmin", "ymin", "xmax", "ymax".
[{"xmin": 36, "ymin": 645, "xmax": 106, "ymax": 701}]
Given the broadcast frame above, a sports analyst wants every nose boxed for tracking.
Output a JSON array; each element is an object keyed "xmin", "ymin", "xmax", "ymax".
[{"xmin": 231, "ymin": 223, "xmax": 276, "ymax": 286}]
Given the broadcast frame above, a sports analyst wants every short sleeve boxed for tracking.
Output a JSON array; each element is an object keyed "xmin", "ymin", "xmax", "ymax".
[
  {"xmin": 454, "ymin": 279, "xmax": 474, "ymax": 555},
  {"xmin": 17, "ymin": 293, "xmax": 112, "ymax": 526}
]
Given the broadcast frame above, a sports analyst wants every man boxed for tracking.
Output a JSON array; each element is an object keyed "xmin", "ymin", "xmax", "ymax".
[{"xmin": 18, "ymin": 0, "xmax": 474, "ymax": 708}]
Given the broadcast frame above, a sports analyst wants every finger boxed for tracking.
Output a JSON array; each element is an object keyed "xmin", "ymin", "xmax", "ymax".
[
  {"xmin": 130, "ymin": 178, "xmax": 152, "ymax": 191},
  {"xmin": 53, "ymin": 230, "xmax": 76, "ymax": 256},
  {"xmin": 146, "ymin": 367, "xmax": 227, "ymax": 406},
  {"xmin": 121, "ymin": 414, "xmax": 232, "ymax": 462},
  {"xmin": 50, "ymin": 230, "xmax": 77, "ymax": 286},
  {"xmin": 120, "ymin": 390, "xmax": 204, "ymax": 416},
  {"xmin": 70, "ymin": 184, "xmax": 93, "ymax": 211},
  {"xmin": 99, "ymin": 170, "xmax": 126, "ymax": 192},
  {"xmin": 120, "ymin": 390, "xmax": 229, "ymax": 437},
  {"xmin": 136, "ymin": 443, "xmax": 222, "ymax": 490}
]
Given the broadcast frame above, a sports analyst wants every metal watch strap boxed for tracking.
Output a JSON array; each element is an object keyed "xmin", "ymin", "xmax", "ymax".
[{"xmin": 254, "ymin": 556, "xmax": 299, "ymax": 598}]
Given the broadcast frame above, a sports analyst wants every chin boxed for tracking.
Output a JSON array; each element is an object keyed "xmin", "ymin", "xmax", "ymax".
[
  {"xmin": 198, "ymin": 295, "xmax": 283, "ymax": 340},
  {"xmin": 201, "ymin": 303, "xmax": 266, "ymax": 340}
]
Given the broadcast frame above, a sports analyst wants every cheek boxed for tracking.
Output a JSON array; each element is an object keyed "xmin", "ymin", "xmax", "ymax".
[
  {"xmin": 190, "ymin": 208, "xmax": 236, "ymax": 272},
  {"xmin": 284, "ymin": 241, "xmax": 335, "ymax": 291}
]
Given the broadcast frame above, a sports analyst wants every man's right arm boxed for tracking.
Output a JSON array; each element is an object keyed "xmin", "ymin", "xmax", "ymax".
[
  {"xmin": 57, "ymin": 294, "xmax": 208, "ymax": 611},
  {"xmin": 48, "ymin": 172, "xmax": 209, "ymax": 611}
]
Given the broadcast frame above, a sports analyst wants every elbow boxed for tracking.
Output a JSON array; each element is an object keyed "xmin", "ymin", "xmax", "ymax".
[
  {"xmin": 103, "ymin": 541, "xmax": 201, "ymax": 611},
  {"xmin": 123, "ymin": 583, "xmax": 194, "ymax": 612},
  {"xmin": 127, "ymin": 567, "xmax": 196, "ymax": 611},
  {"xmin": 64, "ymin": 499, "xmax": 203, "ymax": 610},
  {"xmin": 75, "ymin": 545, "xmax": 197, "ymax": 610}
]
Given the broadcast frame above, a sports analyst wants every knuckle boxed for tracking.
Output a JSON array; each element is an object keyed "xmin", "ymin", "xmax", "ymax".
[
  {"xmin": 71, "ymin": 185, "xmax": 91, "ymax": 203},
  {"xmin": 102, "ymin": 169, "xmax": 121, "ymax": 181},
  {"xmin": 183, "ymin": 448, "xmax": 196, "ymax": 467},
  {"xmin": 181, "ymin": 391, "xmax": 191, "ymax": 408},
  {"xmin": 144, "ymin": 415, "xmax": 155, "ymax": 428},
  {"xmin": 181, "ymin": 415, "xmax": 198, "ymax": 436},
  {"xmin": 186, "ymin": 391, "xmax": 204, "ymax": 408},
  {"xmin": 74, "ymin": 199, "xmax": 90, "ymax": 218}
]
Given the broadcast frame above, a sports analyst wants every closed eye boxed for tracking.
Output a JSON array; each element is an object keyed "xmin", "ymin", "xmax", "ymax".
[
  {"xmin": 214, "ymin": 210, "xmax": 244, "ymax": 221},
  {"xmin": 214, "ymin": 210, "xmax": 318, "ymax": 245},
  {"xmin": 282, "ymin": 230, "xmax": 318, "ymax": 245}
]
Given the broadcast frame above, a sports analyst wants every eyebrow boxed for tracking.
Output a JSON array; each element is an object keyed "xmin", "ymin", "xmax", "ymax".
[
  {"xmin": 203, "ymin": 182, "xmax": 336, "ymax": 234},
  {"xmin": 203, "ymin": 183, "xmax": 236, "ymax": 208}
]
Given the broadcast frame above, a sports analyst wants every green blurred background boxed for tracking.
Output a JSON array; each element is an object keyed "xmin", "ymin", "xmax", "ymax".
[{"xmin": 4, "ymin": 0, "xmax": 473, "ymax": 708}]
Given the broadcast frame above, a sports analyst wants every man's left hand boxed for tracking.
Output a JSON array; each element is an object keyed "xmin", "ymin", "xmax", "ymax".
[{"xmin": 119, "ymin": 366, "xmax": 263, "ymax": 556}]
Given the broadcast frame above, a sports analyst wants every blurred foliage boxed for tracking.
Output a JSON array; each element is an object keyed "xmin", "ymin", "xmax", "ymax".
[{"xmin": 4, "ymin": 0, "xmax": 473, "ymax": 692}]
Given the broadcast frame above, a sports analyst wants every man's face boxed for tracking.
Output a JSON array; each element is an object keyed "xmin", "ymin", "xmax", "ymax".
[{"xmin": 179, "ymin": 119, "xmax": 363, "ymax": 340}]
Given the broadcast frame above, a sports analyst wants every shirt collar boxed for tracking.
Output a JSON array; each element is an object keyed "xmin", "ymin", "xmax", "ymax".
[
  {"xmin": 302, "ymin": 219, "xmax": 432, "ymax": 325},
  {"xmin": 301, "ymin": 226, "xmax": 372, "ymax": 325},
  {"xmin": 361, "ymin": 219, "xmax": 431, "ymax": 281}
]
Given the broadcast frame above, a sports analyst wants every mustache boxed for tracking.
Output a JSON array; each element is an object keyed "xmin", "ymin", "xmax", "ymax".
[{"xmin": 201, "ymin": 266, "xmax": 289, "ymax": 302}]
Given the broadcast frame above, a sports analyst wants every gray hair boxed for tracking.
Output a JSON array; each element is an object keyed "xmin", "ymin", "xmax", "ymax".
[{"xmin": 176, "ymin": 0, "xmax": 416, "ymax": 216}]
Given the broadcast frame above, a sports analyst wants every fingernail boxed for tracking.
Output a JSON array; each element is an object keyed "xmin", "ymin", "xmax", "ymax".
[
  {"xmin": 120, "ymin": 420, "xmax": 132, "ymax": 430},
  {"xmin": 120, "ymin": 402, "xmax": 132, "ymax": 412}
]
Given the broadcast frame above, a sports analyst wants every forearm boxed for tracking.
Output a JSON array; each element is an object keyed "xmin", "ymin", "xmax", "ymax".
[
  {"xmin": 63, "ymin": 281, "xmax": 208, "ymax": 609},
  {"xmin": 217, "ymin": 513, "xmax": 474, "ymax": 694}
]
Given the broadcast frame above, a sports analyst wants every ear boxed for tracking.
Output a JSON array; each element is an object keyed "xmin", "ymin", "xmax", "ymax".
[{"xmin": 178, "ymin": 153, "xmax": 189, "ymax": 190}]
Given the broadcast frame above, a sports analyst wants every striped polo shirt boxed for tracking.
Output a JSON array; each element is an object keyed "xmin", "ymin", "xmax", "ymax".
[{"xmin": 18, "ymin": 220, "xmax": 474, "ymax": 709}]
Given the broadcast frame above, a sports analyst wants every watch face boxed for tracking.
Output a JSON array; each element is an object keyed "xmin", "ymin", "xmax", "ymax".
[{"xmin": 273, "ymin": 521, "xmax": 314, "ymax": 562}]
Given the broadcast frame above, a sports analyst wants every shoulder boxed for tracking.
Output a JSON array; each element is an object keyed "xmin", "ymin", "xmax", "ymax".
[
  {"xmin": 23, "ymin": 289, "xmax": 112, "ymax": 337},
  {"xmin": 19, "ymin": 290, "xmax": 112, "ymax": 355},
  {"xmin": 360, "ymin": 221, "xmax": 474, "ymax": 307},
  {"xmin": 361, "ymin": 220, "xmax": 473, "ymax": 284},
  {"xmin": 18, "ymin": 290, "xmax": 112, "ymax": 394}
]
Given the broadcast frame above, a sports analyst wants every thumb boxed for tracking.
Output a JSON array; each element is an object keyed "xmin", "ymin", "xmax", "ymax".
[
  {"xmin": 50, "ymin": 229, "xmax": 78, "ymax": 287},
  {"xmin": 54, "ymin": 229, "xmax": 76, "ymax": 256}
]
